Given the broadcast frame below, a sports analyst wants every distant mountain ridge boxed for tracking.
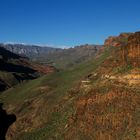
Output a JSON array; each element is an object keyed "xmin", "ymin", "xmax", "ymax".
[
  {"xmin": 0, "ymin": 43, "xmax": 103, "ymax": 69},
  {"xmin": 0, "ymin": 43, "xmax": 62, "ymax": 57},
  {"xmin": 32, "ymin": 44, "xmax": 103, "ymax": 69}
]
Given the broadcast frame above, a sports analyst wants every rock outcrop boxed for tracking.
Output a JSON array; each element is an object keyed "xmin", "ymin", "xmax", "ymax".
[
  {"xmin": 104, "ymin": 33, "xmax": 132, "ymax": 47},
  {"xmin": 104, "ymin": 32, "xmax": 140, "ymax": 67},
  {"xmin": 122, "ymin": 32, "xmax": 140, "ymax": 66}
]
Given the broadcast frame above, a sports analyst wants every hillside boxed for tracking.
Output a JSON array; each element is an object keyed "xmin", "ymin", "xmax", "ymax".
[
  {"xmin": 0, "ymin": 47, "xmax": 55, "ymax": 92},
  {"xmin": 0, "ymin": 31, "xmax": 140, "ymax": 140},
  {"xmin": 64, "ymin": 32, "xmax": 140, "ymax": 140}
]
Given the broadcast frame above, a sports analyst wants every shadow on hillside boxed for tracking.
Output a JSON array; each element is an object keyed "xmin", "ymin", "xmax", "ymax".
[
  {"xmin": 0, "ymin": 60, "xmax": 36, "ymax": 73},
  {"xmin": 0, "ymin": 47, "xmax": 21, "ymax": 60},
  {"xmin": 0, "ymin": 103, "xmax": 16, "ymax": 140},
  {"xmin": 0, "ymin": 80, "xmax": 7, "ymax": 92},
  {"xmin": 13, "ymin": 73, "xmax": 37, "ymax": 82}
]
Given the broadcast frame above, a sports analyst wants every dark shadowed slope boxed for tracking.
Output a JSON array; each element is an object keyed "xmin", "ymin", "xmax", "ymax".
[
  {"xmin": 0, "ymin": 46, "xmax": 56, "ymax": 92},
  {"xmin": 0, "ymin": 46, "xmax": 22, "ymax": 60},
  {"xmin": 0, "ymin": 103, "xmax": 16, "ymax": 140}
]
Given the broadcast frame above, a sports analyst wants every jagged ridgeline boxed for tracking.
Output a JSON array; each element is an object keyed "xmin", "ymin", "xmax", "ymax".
[
  {"xmin": 0, "ymin": 31, "xmax": 140, "ymax": 140},
  {"xmin": 0, "ymin": 43, "xmax": 61, "ymax": 57},
  {"xmin": 105, "ymin": 32, "xmax": 140, "ymax": 67}
]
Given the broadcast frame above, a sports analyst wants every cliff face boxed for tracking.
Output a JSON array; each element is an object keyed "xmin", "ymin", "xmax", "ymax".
[
  {"xmin": 122, "ymin": 32, "xmax": 140, "ymax": 67},
  {"xmin": 105, "ymin": 32, "xmax": 140, "ymax": 67},
  {"xmin": 104, "ymin": 33, "xmax": 132, "ymax": 47},
  {"xmin": 126, "ymin": 32, "xmax": 140, "ymax": 66}
]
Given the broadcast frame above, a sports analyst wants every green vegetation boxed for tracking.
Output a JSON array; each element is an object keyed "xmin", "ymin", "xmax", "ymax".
[
  {"xmin": 0, "ymin": 71, "xmax": 18, "ymax": 87},
  {"xmin": 1, "ymin": 46, "xmax": 111, "ymax": 103},
  {"xmin": 113, "ymin": 65, "xmax": 133, "ymax": 74},
  {"xmin": 32, "ymin": 45, "xmax": 101, "ymax": 70}
]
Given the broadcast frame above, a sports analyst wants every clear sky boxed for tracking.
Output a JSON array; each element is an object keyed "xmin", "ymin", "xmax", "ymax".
[{"xmin": 0, "ymin": 0, "xmax": 140, "ymax": 47}]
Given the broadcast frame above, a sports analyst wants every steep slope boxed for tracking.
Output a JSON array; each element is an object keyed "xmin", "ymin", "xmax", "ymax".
[
  {"xmin": 105, "ymin": 31, "xmax": 140, "ymax": 67},
  {"xmin": 121, "ymin": 31, "xmax": 140, "ymax": 67},
  {"xmin": 64, "ymin": 32, "xmax": 140, "ymax": 140},
  {"xmin": 104, "ymin": 32, "xmax": 132, "ymax": 47}
]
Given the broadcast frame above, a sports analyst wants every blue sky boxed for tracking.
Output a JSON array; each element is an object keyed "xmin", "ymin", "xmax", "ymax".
[{"xmin": 0, "ymin": 0, "xmax": 140, "ymax": 47}]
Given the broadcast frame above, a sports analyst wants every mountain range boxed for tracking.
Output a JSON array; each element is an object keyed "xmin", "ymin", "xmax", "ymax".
[
  {"xmin": 1, "ymin": 43, "xmax": 102, "ymax": 69},
  {"xmin": 0, "ymin": 43, "xmax": 61, "ymax": 57}
]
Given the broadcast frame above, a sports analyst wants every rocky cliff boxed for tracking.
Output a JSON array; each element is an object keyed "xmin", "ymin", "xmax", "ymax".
[
  {"xmin": 104, "ymin": 33, "xmax": 132, "ymax": 47},
  {"xmin": 122, "ymin": 32, "xmax": 140, "ymax": 67},
  {"xmin": 104, "ymin": 32, "xmax": 140, "ymax": 67}
]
